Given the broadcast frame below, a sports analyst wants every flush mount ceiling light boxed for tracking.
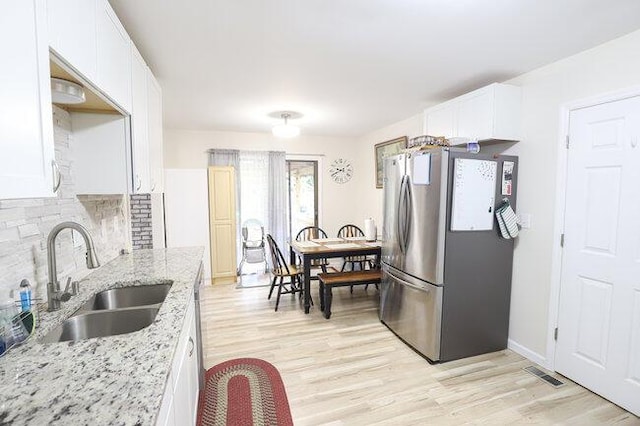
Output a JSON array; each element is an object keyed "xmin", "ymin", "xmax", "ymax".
[
  {"xmin": 271, "ymin": 111, "xmax": 302, "ymax": 138},
  {"xmin": 51, "ymin": 77, "xmax": 86, "ymax": 104}
]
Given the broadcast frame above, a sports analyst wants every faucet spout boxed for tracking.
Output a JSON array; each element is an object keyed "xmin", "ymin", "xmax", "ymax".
[{"xmin": 47, "ymin": 221, "xmax": 100, "ymax": 311}]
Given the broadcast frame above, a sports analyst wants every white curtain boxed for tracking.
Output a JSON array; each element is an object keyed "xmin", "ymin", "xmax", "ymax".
[
  {"xmin": 268, "ymin": 151, "xmax": 287, "ymax": 252},
  {"xmin": 239, "ymin": 151, "xmax": 269, "ymax": 232}
]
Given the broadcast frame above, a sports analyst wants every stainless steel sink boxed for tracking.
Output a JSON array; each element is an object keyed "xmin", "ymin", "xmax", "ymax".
[
  {"xmin": 41, "ymin": 307, "xmax": 159, "ymax": 343},
  {"xmin": 79, "ymin": 283, "xmax": 172, "ymax": 311}
]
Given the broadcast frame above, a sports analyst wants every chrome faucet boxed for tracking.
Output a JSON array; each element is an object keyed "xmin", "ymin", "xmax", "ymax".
[{"xmin": 47, "ymin": 221, "xmax": 100, "ymax": 311}]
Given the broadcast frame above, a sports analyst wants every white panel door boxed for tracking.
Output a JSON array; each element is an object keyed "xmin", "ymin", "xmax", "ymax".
[{"xmin": 556, "ymin": 95, "xmax": 640, "ymax": 416}]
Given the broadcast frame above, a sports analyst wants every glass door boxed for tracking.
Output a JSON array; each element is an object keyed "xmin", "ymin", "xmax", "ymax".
[{"xmin": 286, "ymin": 160, "xmax": 318, "ymax": 241}]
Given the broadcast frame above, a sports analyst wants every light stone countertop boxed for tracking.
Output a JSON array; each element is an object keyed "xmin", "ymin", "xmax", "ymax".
[{"xmin": 0, "ymin": 247, "xmax": 204, "ymax": 426}]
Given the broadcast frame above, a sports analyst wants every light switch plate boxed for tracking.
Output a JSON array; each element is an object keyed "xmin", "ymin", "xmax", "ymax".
[{"xmin": 518, "ymin": 213, "xmax": 532, "ymax": 229}]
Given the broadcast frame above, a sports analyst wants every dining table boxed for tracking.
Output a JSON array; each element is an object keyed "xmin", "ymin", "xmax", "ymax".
[{"xmin": 289, "ymin": 237, "xmax": 382, "ymax": 314}]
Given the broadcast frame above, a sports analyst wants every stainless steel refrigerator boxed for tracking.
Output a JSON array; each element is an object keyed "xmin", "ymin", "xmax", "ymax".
[{"xmin": 379, "ymin": 147, "xmax": 518, "ymax": 362}]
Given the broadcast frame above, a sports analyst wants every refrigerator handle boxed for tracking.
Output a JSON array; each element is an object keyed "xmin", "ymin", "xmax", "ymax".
[
  {"xmin": 397, "ymin": 175, "xmax": 407, "ymax": 253},
  {"xmin": 403, "ymin": 176, "xmax": 412, "ymax": 250}
]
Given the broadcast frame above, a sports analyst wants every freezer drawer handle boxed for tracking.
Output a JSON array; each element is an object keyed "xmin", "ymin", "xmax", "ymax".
[{"xmin": 386, "ymin": 269, "xmax": 431, "ymax": 293}]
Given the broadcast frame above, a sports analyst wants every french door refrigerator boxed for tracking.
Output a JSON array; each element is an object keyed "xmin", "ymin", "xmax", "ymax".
[{"xmin": 379, "ymin": 147, "xmax": 518, "ymax": 362}]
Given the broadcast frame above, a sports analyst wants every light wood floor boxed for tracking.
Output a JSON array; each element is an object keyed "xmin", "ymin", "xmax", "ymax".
[{"xmin": 200, "ymin": 282, "xmax": 640, "ymax": 425}]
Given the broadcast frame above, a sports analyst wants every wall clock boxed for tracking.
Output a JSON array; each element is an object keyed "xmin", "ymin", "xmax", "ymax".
[{"xmin": 329, "ymin": 158, "xmax": 353, "ymax": 184}]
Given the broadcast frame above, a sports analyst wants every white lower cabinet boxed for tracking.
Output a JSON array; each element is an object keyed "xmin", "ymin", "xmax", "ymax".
[
  {"xmin": 156, "ymin": 373, "xmax": 175, "ymax": 426},
  {"xmin": 156, "ymin": 296, "xmax": 199, "ymax": 426}
]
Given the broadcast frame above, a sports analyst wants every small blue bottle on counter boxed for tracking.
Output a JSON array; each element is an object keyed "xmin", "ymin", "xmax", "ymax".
[{"xmin": 19, "ymin": 279, "xmax": 32, "ymax": 312}]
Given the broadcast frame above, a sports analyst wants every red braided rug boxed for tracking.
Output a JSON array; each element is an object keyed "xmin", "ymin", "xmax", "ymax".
[{"xmin": 197, "ymin": 358, "xmax": 294, "ymax": 426}]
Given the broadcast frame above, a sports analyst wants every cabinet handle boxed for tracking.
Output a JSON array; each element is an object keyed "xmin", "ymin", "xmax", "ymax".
[
  {"xmin": 52, "ymin": 160, "xmax": 62, "ymax": 193},
  {"xmin": 188, "ymin": 337, "xmax": 194, "ymax": 357},
  {"xmin": 151, "ymin": 180, "xmax": 156, "ymax": 192},
  {"xmin": 135, "ymin": 174, "xmax": 142, "ymax": 191}
]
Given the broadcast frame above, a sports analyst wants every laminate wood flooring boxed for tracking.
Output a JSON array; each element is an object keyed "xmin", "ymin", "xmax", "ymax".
[{"xmin": 200, "ymin": 282, "xmax": 639, "ymax": 425}]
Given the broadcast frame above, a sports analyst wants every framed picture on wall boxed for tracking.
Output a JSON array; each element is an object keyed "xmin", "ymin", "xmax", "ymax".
[{"xmin": 374, "ymin": 136, "xmax": 407, "ymax": 188}]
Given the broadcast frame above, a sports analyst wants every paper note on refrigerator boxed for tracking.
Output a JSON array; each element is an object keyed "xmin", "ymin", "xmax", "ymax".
[
  {"xmin": 411, "ymin": 153, "xmax": 431, "ymax": 185},
  {"xmin": 451, "ymin": 158, "xmax": 497, "ymax": 231}
]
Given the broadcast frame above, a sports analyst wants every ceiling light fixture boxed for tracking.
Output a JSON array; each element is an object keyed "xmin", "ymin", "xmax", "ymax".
[
  {"xmin": 272, "ymin": 111, "xmax": 302, "ymax": 138},
  {"xmin": 51, "ymin": 78, "xmax": 86, "ymax": 104}
]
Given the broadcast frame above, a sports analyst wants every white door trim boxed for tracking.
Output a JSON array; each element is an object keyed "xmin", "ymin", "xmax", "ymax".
[{"xmin": 546, "ymin": 84, "xmax": 640, "ymax": 371}]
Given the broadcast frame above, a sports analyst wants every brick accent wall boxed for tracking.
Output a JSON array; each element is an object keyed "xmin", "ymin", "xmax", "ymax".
[
  {"xmin": 0, "ymin": 106, "xmax": 131, "ymax": 302},
  {"xmin": 130, "ymin": 193, "xmax": 153, "ymax": 250}
]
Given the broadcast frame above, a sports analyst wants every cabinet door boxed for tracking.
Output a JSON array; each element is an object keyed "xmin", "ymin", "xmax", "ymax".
[
  {"xmin": 156, "ymin": 373, "xmax": 176, "ymax": 426},
  {"xmin": 47, "ymin": 0, "xmax": 97, "ymax": 81},
  {"xmin": 96, "ymin": 0, "xmax": 132, "ymax": 113},
  {"xmin": 131, "ymin": 44, "xmax": 150, "ymax": 193},
  {"xmin": 71, "ymin": 112, "xmax": 130, "ymax": 194},
  {"xmin": 208, "ymin": 167, "xmax": 238, "ymax": 283},
  {"xmin": 170, "ymin": 298, "xmax": 197, "ymax": 425},
  {"xmin": 425, "ymin": 104, "xmax": 455, "ymax": 138},
  {"xmin": 147, "ymin": 72, "xmax": 164, "ymax": 193},
  {"xmin": 187, "ymin": 310, "xmax": 200, "ymax": 425},
  {"xmin": 0, "ymin": 0, "xmax": 56, "ymax": 199},
  {"xmin": 456, "ymin": 90, "xmax": 493, "ymax": 141}
]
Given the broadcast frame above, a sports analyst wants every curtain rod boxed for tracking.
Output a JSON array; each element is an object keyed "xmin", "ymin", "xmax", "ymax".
[{"xmin": 206, "ymin": 149, "xmax": 325, "ymax": 157}]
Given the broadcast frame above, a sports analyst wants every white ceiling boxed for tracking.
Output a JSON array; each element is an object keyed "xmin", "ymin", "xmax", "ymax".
[{"xmin": 110, "ymin": 0, "xmax": 640, "ymax": 137}]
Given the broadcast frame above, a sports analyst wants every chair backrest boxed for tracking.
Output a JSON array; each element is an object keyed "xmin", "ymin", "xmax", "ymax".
[
  {"xmin": 337, "ymin": 224, "xmax": 364, "ymax": 238},
  {"xmin": 266, "ymin": 234, "xmax": 290, "ymax": 275},
  {"xmin": 242, "ymin": 219, "xmax": 264, "ymax": 244},
  {"xmin": 295, "ymin": 226, "xmax": 327, "ymax": 241}
]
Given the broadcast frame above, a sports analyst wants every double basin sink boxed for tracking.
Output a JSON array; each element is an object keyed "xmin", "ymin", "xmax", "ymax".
[{"xmin": 42, "ymin": 283, "xmax": 172, "ymax": 343}]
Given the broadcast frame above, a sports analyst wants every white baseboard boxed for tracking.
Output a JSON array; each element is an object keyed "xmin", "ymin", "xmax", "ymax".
[{"xmin": 508, "ymin": 339, "xmax": 548, "ymax": 368}]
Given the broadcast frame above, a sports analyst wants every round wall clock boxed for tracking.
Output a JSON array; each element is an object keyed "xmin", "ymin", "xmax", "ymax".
[{"xmin": 329, "ymin": 158, "xmax": 353, "ymax": 184}]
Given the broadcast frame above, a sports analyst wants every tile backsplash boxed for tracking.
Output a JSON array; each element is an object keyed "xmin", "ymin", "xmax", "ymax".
[{"xmin": 0, "ymin": 105, "xmax": 131, "ymax": 302}]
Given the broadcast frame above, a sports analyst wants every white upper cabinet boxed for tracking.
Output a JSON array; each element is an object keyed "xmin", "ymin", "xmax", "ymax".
[
  {"xmin": 424, "ymin": 83, "xmax": 522, "ymax": 144},
  {"xmin": 47, "ymin": 0, "xmax": 97, "ymax": 81},
  {"xmin": 424, "ymin": 104, "xmax": 455, "ymax": 140},
  {"xmin": 71, "ymin": 112, "xmax": 131, "ymax": 194},
  {"xmin": 0, "ymin": 0, "xmax": 56, "ymax": 199},
  {"xmin": 131, "ymin": 43, "xmax": 151, "ymax": 194},
  {"xmin": 96, "ymin": 0, "xmax": 132, "ymax": 113},
  {"xmin": 148, "ymin": 72, "xmax": 164, "ymax": 193}
]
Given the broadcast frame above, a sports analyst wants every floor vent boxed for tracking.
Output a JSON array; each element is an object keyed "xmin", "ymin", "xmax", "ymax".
[{"xmin": 524, "ymin": 366, "xmax": 565, "ymax": 388}]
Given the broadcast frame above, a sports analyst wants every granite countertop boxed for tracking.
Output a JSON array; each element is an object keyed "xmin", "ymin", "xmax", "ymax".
[{"xmin": 0, "ymin": 247, "xmax": 204, "ymax": 426}]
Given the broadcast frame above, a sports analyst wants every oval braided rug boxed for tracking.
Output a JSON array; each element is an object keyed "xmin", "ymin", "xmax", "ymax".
[{"xmin": 197, "ymin": 358, "xmax": 294, "ymax": 426}]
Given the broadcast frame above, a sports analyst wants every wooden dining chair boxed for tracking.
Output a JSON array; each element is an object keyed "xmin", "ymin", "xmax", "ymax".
[
  {"xmin": 337, "ymin": 224, "xmax": 376, "ymax": 292},
  {"xmin": 266, "ymin": 234, "xmax": 302, "ymax": 311},
  {"xmin": 295, "ymin": 226, "xmax": 330, "ymax": 274}
]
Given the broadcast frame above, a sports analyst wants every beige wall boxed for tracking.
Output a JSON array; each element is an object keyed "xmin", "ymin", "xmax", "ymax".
[
  {"xmin": 354, "ymin": 29, "xmax": 640, "ymax": 366},
  {"xmin": 353, "ymin": 113, "xmax": 424, "ymax": 230},
  {"xmin": 502, "ymin": 28, "xmax": 640, "ymax": 363},
  {"xmin": 163, "ymin": 129, "xmax": 364, "ymax": 236}
]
